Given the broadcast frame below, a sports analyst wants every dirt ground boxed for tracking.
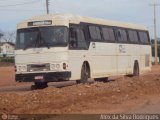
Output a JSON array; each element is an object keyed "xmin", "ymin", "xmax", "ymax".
[
  {"xmin": 0, "ymin": 65, "xmax": 160, "ymax": 114},
  {"xmin": 0, "ymin": 66, "xmax": 15, "ymax": 87}
]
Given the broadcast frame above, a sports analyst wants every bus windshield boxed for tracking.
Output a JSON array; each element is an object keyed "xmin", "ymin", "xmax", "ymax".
[{"xmin": 16, "ymin": 26, "xmax": 68, "ymax": 50}]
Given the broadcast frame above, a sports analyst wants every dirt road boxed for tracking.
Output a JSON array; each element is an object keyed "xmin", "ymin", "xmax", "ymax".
[{"xmin": 0, "ymin": 66, "xmax": 160, "ymax": 114}]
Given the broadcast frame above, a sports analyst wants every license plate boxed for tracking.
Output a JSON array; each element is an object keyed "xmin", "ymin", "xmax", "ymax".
[{"xmin": 35, "ymin": 76, "xmax": 44, "ymax": 80}]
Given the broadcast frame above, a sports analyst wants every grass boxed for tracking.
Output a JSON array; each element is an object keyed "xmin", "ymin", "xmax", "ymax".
[{"xmin": 0, "ymin": 57, "xmax": 15, "ymax": 63}]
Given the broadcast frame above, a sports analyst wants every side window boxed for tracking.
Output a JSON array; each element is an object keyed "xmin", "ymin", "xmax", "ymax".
[
  {"xmin": 89, "ymin": 26, "xmax": 101, "ymax": 40},
  {"xmin": 116, "ymin": 29, "xmax": 128, "ymax": 42},
  {"xmin": 139, "ymin": 31, "xmax": 149, "ymax": 44},
  {"xmin": 102, "ymin": 27, "xmax": 115, "ymax": 42},
  {"xmin": 76, "ymin": 29, "xmax": 88, "ymax": 49},
  {"xmin": 69, "ymin": 27, "xmax": 87, "ymax": 49},
  {"xmin": 128, "ymin": 30, "xmax": 139, "ymax": 43},
  {"xmin": 19, "ymin": 33, "xmax": 25, "ymax": 48},
  {"xmin": 69, "ymin": 28, "xmax": 76, "ymax": 48}
]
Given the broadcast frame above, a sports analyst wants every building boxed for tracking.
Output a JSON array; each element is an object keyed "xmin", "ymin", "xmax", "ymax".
[
  {"xmin": 0, "ymin": 42, "xmax": 15, "ymax": 57},
  {"xmin": 151, "ymin": 38, "xmax": 160, "ymax": 63}
]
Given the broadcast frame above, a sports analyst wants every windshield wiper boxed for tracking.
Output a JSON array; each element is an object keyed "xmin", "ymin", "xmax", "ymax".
[
  {"xmin": 23, "ymin": 38, "xmax": 50, "ymax": 50},
  {"xmin": 37, "ymin": 29, "xmax": 50, "ymax": 49},
  {"xmin": 23, "ymin": 28, "xmax": 51, "ymax": 50},
  {"xmin": 40, "ymin": 36, "xmax": 50, "ymax": 49},
  {"xmin": 23, "ymin": 38, "xmax": 37, "ymax": 50}
]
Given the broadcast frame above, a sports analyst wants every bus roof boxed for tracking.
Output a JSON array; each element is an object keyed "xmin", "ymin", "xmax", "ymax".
[{"xmin": 17, "ymin": 13, "xmax": 148, "ymax": 31}]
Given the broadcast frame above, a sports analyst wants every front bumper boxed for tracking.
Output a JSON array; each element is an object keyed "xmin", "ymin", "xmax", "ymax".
[{"xmin": 15, "ymin": 71, "xmax": 71, "ymax": 82}]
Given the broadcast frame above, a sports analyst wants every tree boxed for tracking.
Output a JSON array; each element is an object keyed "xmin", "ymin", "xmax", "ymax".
[
  {"xmin": 0, "ymin": 29, "xmax": 4, "ymax": 39},
  {"xmin": 0, "ymin": 29, "xmax": 4, "ymax": 53},
  {"xmin": 0, "ymin": 33, "xmax": 3, "ymax": 38},
  {"xmin": 0, "ymin": 29, "xmax": 16, "ymax": 53},
  {"xmin": 2, "ymin": 30, "xmax": 16, "ymax": 43},
  {"xmin": 0, "ymin": 29, "xmax": 16, "ymax": 43}
]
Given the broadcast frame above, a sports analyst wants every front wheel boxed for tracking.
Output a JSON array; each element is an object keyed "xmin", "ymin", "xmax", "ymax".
[
  {"xmin": 133, "ymin": 61, "xmax": 139, "ymax": 76},
  {"xmin": 31, "ymin": 82, "xmax": 48, "ymax": 90},
  {"xmin": 77, "ymin": 63, "xmax": 90, "ymax": 84}
]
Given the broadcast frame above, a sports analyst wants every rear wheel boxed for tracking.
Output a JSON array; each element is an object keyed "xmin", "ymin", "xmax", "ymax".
[
  {"xmin": 95, "ymin": 77, "xmax": 109, "ymax": 83},
  {"xmin": 77, "ymin": 63, "xmax": 90, "ymax": 84},
  {"xmin": 133, "ymin": 61, "xmax": 139, "ymax": 76}
]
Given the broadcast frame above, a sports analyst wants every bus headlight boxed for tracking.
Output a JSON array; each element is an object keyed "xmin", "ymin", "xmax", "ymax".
[
  {"xmin": 17, "ymin": 66, "xmax": 21, "ymax": 72},
  {"xmin": 17, "ymin": 65, "xmax": 27, "ymax": 72},
  {"xmin": 50, "ymin": 64, "xmax": 61, "ymax": 70},
  {"xmin": 21, "ymin": 66, "xmax": 27, "ymax": 72},
  {"xmin": 50, "ymin": 64, "xmax": 56, "ymax": 70},
  {"xmin": 56, "ymin": 64, "xmax": 60, "ymax": 69}
]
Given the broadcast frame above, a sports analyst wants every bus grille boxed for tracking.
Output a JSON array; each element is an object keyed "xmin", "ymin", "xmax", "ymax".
[{"xmin": 27, "ymin": 63, "xmax": 50, "ymax": 72}]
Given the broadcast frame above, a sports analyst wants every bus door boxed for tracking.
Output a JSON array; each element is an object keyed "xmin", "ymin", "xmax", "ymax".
[
  {"xmin": 116, "ymin": 29, "xmax": 131, "ymax": 75},
  {"xmin": 68, "ymin": 24, "xmax": 89, "ymax": 79}
]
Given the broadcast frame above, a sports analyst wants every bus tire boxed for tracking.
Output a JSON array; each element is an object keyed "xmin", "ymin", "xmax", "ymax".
[
  {"xmin": 95, "ymin": 77, "xmax": 109, "ymax": 83},
  {"xmin": 77, "ymin": 62, "xmax": 90, "ymax": 84},
  {"xmin": 31, "ymin": 82, "xmax": 48, "ymax": 90},
  {"xmin": 133, "ymin": 61, "xmax": 139, "ymax": 76}
]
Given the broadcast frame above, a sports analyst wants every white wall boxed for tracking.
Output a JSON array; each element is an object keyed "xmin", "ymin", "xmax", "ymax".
[{"xmin": 0, "ymin": 43, "xmax": 14, "ymax": 54}]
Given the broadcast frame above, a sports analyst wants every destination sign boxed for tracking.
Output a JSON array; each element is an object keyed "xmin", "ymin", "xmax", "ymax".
[{"xmin": 28, "ymin": 20, "xmax": 52, "ymax": 26}]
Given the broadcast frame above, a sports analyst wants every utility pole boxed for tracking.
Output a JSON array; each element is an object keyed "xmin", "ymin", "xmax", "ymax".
[
  {"xmin": 46, "ymin": 0, "xmax": 49, "ymax": 14},
  {"xmin": 0, "ymin": 33, "xmax": 3, "ymax": 53},
  {"xmin": 150, "ymin": 0, "xmax": 159, "ymax": 65},
  {"xmin": 0, "ymin": 33, "xmax": 3, "ymax": 39}
]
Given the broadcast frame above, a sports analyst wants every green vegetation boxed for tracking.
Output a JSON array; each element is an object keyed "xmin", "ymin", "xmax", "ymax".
[
  {"xmin": 152, "ymin": 46, "xmax": 160, "ymax": 60},
  {"xmin": 151, "ymin": 39, "xmax": 160, "ymax": 62},
  {"xmin": 0, "ymin": 57, "xmax": 14, "ymax": 63}
]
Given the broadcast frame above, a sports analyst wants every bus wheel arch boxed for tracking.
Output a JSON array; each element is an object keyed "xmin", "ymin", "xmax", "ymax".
[
  {"xmin": 77, "ymin": 61, "xmax": 91, "ymax": 84},
  {"xmin": 84, "ymin": 61, "xmax": 91, "ymax": 77},
  {"xmin": 133, "ymin": 60, "xmax": 139, "ymax": 76}
]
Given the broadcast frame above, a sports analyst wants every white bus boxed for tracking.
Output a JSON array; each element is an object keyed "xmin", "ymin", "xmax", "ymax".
[{"xmin": 15, "ymin": 13, "xmax": 152, "ymax": 88}]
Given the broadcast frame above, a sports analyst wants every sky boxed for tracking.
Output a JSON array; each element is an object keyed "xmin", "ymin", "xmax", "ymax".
[{"xmin": 0, "ymin": 0, "xmax": 159, "ymax": 38}]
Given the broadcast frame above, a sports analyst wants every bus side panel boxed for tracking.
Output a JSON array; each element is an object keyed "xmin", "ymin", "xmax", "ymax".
[
  {"xmin": 89, "ymin": 42, "xmax": 117, "ymax": 78},
  {"xmin": 117, "ymin": 44, "xmax": 131, "ymax": 75},
  {"xmin": 68, "ymin": 50, "xmax": 89, "ymax": 80},
  {"xmin": 139, "ymin": 45, "xmax": 152, "ymax": 74},
  {"xmin": 128, "ymin": 44, "xmax": 141, "ymax": 75}
]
